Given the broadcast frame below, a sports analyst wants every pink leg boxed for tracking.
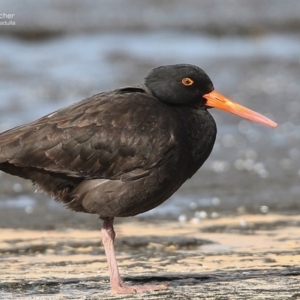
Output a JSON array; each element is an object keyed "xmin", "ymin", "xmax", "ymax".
[{"xmin": 101, "ymin": 218, "xmax": 168, "ymax": 294}]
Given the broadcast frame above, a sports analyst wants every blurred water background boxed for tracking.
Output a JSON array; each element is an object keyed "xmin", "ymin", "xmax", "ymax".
[{"xmin": 0, "ymin": 0, "xmax": 299, "ymax": 228}]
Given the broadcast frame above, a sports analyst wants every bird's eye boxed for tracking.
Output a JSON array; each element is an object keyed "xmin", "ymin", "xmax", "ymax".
[{"xmin": 181, "ymin": 78, "xmax": 194, "ymax": 86}]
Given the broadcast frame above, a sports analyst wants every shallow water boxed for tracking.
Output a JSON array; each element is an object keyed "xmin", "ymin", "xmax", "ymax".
[{"xmin": 0, "ymin": 1, "xmax": 300, "ymax": 225}]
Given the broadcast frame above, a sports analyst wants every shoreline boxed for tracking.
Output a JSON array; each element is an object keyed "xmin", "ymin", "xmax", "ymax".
[{"xmin": 1, "ymin": 214, "xmax": 299, "ymax": 299}]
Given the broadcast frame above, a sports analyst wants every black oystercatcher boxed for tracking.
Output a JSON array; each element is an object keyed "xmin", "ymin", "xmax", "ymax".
[{"xmin": 0, "ymin": 64, "xmax": 277, "ymax": 294}]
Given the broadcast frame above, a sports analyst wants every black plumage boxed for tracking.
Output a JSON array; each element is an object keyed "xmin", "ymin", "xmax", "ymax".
[
  {"xmin": 0, "ymin": 64, "xmax": 277, "ymax": 294},
  {"xmin": 0, "ymin": 66, "xmax": 216, "ymax": 217}
]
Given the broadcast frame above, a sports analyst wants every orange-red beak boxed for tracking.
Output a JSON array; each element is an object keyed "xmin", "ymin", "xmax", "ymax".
[{"xmin": 203, "ymin": 90, "xmax": 278, "ymax": 127}]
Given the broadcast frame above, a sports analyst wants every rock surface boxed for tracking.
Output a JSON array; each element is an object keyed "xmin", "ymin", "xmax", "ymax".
[{"xmin": 1, "ymin": 214, "xmax": 299, "ymax": 299}]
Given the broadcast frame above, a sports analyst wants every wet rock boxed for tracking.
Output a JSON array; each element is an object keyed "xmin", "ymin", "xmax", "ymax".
[{"xmin": 0, "ymin": 215, "xmax": 299, "ymax": 299}]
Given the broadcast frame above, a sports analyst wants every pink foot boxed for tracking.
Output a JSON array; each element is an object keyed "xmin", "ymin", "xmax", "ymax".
[
  {"xmin": 101, "ymin": 218, "xmax": 168, "ymax": 294},
  {"xmin": 111, "ymin": 283, "xmax": 169, "ymax": 294}
]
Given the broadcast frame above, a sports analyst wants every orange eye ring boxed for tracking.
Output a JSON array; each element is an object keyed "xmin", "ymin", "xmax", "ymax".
[{"xmin": 182, "ymin": 77, "xmax": 194, "ymax": 86}]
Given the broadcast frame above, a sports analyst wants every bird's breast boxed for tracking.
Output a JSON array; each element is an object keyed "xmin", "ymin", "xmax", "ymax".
[{"xmin": 171, "ymin": 107, "xmax": 217, "ymax": 179}]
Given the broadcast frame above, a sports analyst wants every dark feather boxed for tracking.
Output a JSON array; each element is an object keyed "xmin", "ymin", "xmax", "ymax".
[{"xmin": 0, "ymin": 84, "xmax": 216, "ymax": 217}]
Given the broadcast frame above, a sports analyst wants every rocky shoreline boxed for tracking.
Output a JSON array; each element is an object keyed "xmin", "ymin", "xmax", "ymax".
[{"xmin": 1, "ymin": 214, "xmax": 299, "ymax": 299}]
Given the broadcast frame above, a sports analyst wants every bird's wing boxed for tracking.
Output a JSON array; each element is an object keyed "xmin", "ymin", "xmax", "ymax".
[{"xmin": 0, "ymin": 87, "xmax": 177, "ymax": 180}]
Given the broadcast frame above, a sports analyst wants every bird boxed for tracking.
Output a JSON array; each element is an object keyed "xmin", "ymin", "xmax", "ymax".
[{"xmin": 0, "ymin": 64, "xmax": 277, "ymax": 294}]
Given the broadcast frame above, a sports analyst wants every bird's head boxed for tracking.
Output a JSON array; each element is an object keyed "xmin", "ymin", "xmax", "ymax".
[{"xmin": 145, "ymin": 64, "xmax": 277, "ymax": 128}]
